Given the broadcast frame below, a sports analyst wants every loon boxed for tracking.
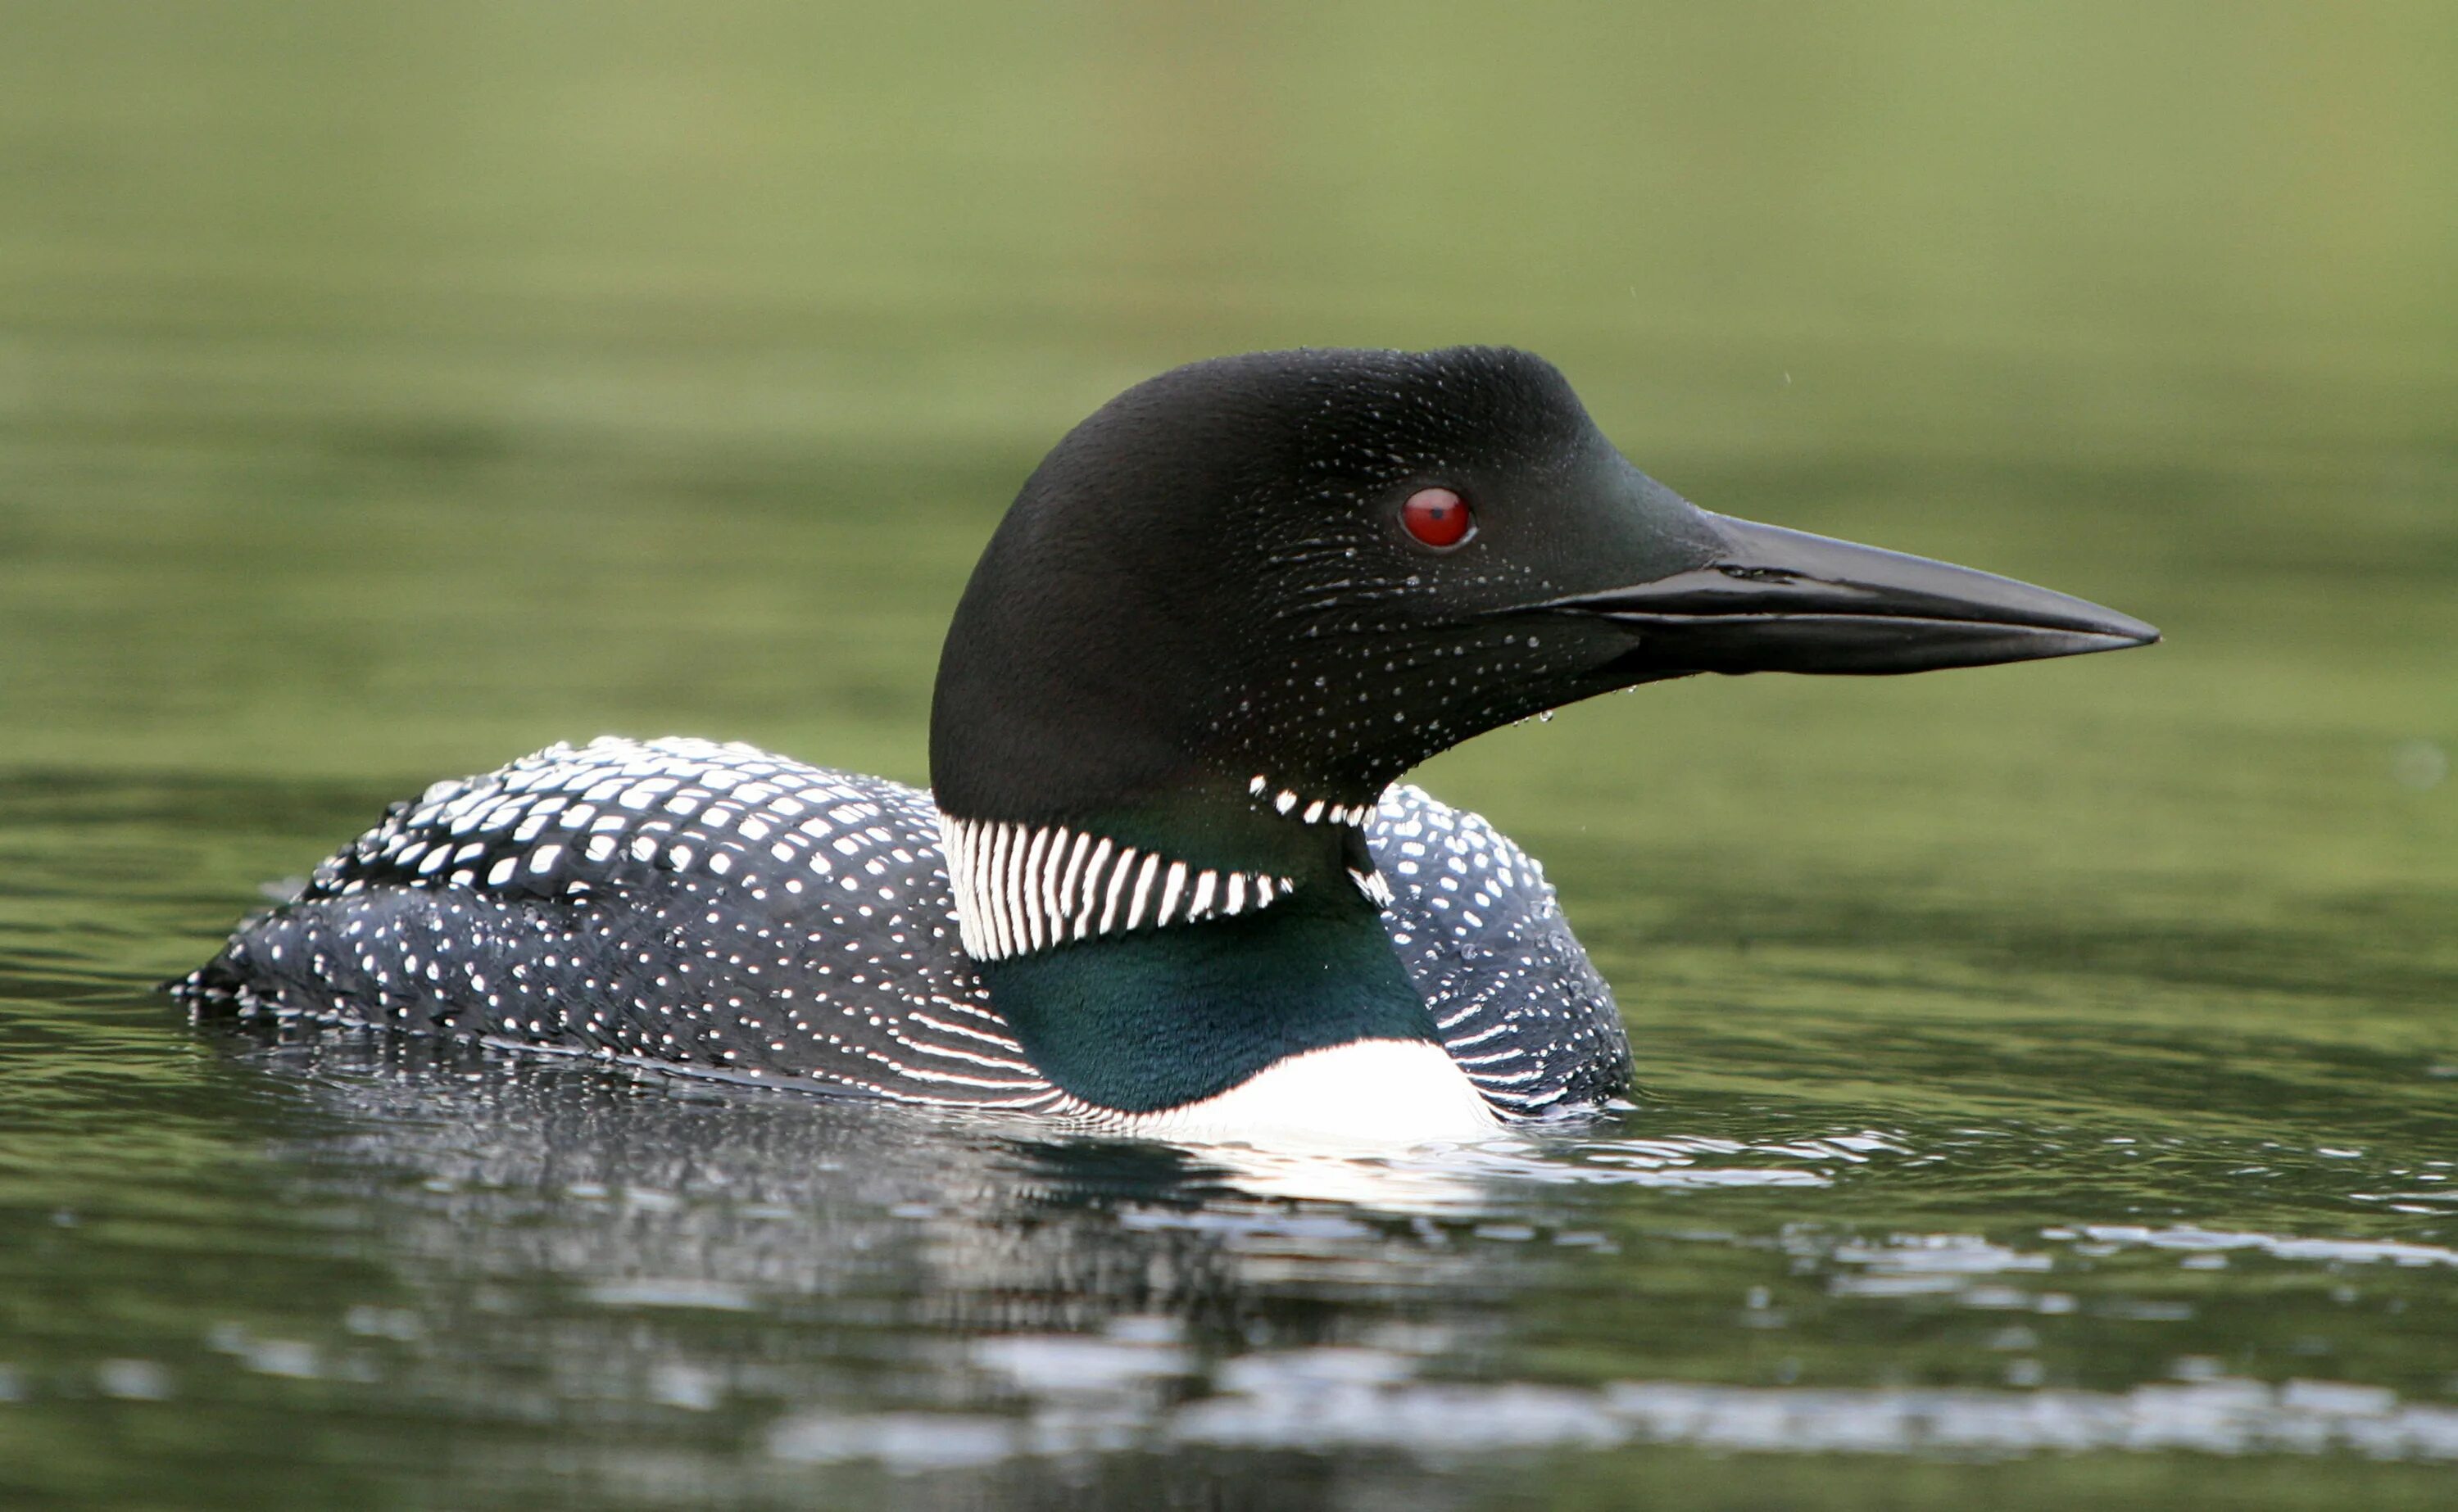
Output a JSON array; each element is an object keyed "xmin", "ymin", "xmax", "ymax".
[{"xmin": 174, "ymin": 346, "xmax": 2156, "ymax": 1145}]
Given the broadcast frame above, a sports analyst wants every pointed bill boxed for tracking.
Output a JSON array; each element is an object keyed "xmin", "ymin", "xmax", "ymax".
[{"xmin": 1544, "ymin": 513, "xmax": 2159, "ymax": 675}]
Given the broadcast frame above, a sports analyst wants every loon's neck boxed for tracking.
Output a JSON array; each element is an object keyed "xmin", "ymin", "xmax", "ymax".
[{"xmin": 936, "ymin": 798, "xmax": 1447, "ymax": 1115}]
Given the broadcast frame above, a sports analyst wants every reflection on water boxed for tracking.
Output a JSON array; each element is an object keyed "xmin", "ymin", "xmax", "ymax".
[{"xmin": 11, "ymin": 1019, "xmax": 2455, "ymax": 1505}]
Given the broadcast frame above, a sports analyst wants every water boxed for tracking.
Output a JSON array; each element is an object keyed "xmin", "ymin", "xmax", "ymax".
[{"xmin": 3, "ymin": 4, "xmax": 2455, "ymax": 1507}]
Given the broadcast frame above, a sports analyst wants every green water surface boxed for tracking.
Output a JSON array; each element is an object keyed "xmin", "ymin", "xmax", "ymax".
[{"xmin": 2, "ymin": 5, "xmax": 2454, "ymax": 1509}]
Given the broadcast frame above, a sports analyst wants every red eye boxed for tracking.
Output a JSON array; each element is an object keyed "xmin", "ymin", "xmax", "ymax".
[{"xmin": 1400, "ymin": 487, "xmax": 1474, "ymax": 549}]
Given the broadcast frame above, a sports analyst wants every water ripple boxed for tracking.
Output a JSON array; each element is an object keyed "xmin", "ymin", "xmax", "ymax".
[{"xmin": 765, "ymin": 1339, "xmax": 2458, "ymax": 1469}]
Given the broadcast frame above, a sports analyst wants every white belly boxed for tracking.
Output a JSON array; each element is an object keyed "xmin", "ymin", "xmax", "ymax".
[{"xmin": 1114, "ymin": 1039, "xmax": 1500, "ymax": 1151}]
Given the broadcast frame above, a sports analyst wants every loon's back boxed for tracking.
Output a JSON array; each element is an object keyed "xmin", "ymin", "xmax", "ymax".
[{"xmin": 177, "ymin": 736, "xmax": 1630, "ymax": 1120}]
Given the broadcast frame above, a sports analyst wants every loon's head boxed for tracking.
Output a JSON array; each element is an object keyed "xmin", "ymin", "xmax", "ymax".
[
  {"xmin": 927, "ymin": 346, "xmax": 2154, "ymax": 1120},
  {"xmin": 933, "ymin": 345, "xmax": 2151, "ymax": 832}
]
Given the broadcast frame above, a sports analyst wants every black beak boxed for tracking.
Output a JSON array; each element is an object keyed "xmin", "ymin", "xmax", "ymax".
[{"xmin": 1549, "ymin": 513, "xmax": 2160, "ymax": 675}]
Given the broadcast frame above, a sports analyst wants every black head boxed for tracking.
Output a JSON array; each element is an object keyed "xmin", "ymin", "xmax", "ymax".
[{"xmin": 930, "ymin": 346, "xmax": 2154, "ymax": 832}]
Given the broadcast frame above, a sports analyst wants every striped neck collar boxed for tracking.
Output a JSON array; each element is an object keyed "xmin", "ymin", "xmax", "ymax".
[
  {"xmin": 1245, "ymin": 774, "xmax": 1372, "ymax": 827},
  {"xmin": 937, "ymin": 817, "xmax": 1298, "ymax": 964}
]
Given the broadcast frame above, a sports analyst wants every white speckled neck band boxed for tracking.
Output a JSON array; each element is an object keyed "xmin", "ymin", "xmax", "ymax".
[{"xmin": 936, "ymin": 817, "xmax": 1298, "ymax": 963}]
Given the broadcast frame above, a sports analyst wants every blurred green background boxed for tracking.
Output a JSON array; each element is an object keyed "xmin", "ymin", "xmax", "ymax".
[
  {"xmin": 3, "ymin": 1, "xmax": 2452, "ymax": 778},
  {"xmin": 2, "ymin": 2, "xmax": 2455, "ymax": 1508}
]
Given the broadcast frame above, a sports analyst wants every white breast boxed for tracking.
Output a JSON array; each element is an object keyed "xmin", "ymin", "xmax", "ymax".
[{"xmin": 1111, "ymin": 1039, "xmax": 1500, "ymax": 1151}]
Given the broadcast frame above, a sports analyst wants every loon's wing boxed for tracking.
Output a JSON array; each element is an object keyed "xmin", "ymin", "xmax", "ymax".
[
  {"xmin": 175, "ymin": 736, "xmax": 1063, "ymax": 1111},
  {"xmin": 1366, "ymin": 784, "xmax": 1634, "ymax": 1117}
]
